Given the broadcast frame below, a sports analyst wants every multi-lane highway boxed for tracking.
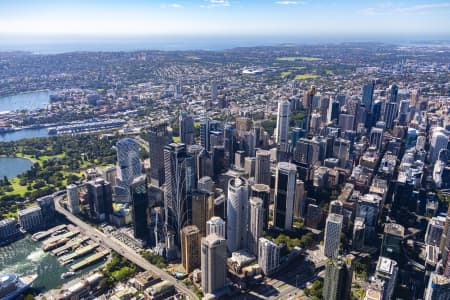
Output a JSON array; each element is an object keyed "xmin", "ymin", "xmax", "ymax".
[{"xmin": 54, "ymin": 196, "xmax": 197, "ymax": 300}]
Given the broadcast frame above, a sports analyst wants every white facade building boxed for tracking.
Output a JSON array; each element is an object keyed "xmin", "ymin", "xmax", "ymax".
[
  {"xmin": 206, "ymin": 216, "xmax": 226, "ymax": 239},
  {"xmin": 258, "ymin": 237, "xmax": 280, "ymax": 276},
  {"xmin": 226, "ymin": 177, "xmax": 249, "ymax": 252},
  {"xmin": 248, "ymin": 197, "xmax": 264, "ymax": 256}
]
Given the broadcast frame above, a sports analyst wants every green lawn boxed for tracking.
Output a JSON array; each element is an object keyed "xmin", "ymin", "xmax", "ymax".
[
  {"xmin": 276, "ymin": 56, "xmax": 322, "ymax": 61},
  {"xmin": 295, "ymin": 74, "xmax": 320, "ymax": 80},
  {"xmin": 5, "ymin": 178, "xmax": 29, "ymax": 196},
  {"xmin": 173, "ymin": 136, "xmax": 181, "ymax": 143}
]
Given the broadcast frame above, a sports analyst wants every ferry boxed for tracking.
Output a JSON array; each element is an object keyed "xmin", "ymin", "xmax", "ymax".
[
  {"xmin": 60, "ymin": 272, "xmax": 75, "ymax": 280},
  {"xmin": 0, "ymin": 273, "xmax": 37, "ymax": 300}
]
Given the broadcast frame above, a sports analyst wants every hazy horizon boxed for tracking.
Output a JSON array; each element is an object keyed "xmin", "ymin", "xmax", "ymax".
[{"xmin": 1, "ymin": 33, "xmax": 449, "ymax": 54}]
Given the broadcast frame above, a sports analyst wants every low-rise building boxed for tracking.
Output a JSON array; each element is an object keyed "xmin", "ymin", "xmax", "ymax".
[{"xmin": 144, "ymin": 280, "xmax": 175, "ymax": 300}]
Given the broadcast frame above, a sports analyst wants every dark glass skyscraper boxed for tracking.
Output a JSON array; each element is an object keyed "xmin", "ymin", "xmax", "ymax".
[
  {"xmin": 87, "ymin": 178, "xmax": 113, "ymax": 222},
  {"xmin": 131, "ymin": 175, "xmax": 149, "ymax": 241},
  {"xmin": 179, "ymin": 111, "xmax": 195, "ymax": 145},
  {"xmin": 149, "ymin": 122, "xmax": 172, "ymax": 186},
  {"xmin": 362, "ymin": 80, "xmax": 375, "ymax": 110},
  {"xmin": 323, "ymin": 255, "xmax": 354, "ymax": 300},
  {"xmin": 164, "ymin": 143, "xmax": 191, "ymax": 242}
]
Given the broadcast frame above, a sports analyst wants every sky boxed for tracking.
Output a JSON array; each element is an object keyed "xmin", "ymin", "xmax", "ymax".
[{"xmin": 0, "ymin": 0, "xmax": 449, "ymax": 37}]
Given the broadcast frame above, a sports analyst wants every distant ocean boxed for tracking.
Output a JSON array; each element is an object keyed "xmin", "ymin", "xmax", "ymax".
[{"xmin": 0, "ymin": 34, "xmax": 449, "ymax": 54}]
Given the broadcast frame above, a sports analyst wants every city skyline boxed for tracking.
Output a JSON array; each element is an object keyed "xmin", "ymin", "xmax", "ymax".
[{"xmin": 0, "ymin": 0, "xmax": 449, "ymax": 37}]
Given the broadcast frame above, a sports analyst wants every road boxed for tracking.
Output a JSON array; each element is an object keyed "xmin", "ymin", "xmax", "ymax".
[
  {"xmin": 54, "ymin": 196, "xmax": 197, "ymax": 300},
  {"xmin": 134, "ymin": 136, "xmax": 150, "ymax": 152}
]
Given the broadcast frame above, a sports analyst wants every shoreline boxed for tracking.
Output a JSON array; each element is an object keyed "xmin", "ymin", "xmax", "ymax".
[{"xmin": 0, "ymin": 89, "xmax": 50, "ymax": 100}]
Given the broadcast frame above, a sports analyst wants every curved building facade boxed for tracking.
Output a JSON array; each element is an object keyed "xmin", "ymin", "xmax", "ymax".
[{"xmin": 226, "ymin": 177, "xmax": 249, "ymax": 252}]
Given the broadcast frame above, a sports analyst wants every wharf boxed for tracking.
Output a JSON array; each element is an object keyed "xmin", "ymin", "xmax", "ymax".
[
  {"xmin": 32, "ymin": 225, "xmax": 67, "ymax": 241},
  {"xmin": 70, "ymin": 250, "xmax": 109, "ymax": 272},
  {"xmin": 42, "ymin": 230, "xmax": 80, "ymax": 251},
  {"xmin": 59, "ymin": 244, "xmax": 99, "ymax": 264},
  {"xmin": 51, "ymin": 236, "xmax": 90, "ymax": 256}
]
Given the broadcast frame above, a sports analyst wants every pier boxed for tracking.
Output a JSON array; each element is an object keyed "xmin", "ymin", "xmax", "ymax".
[
  {"xmin": 70, "ymin": 250, "xmax": 109, "ymax": 272},
  {"xmin": 51, "ymin": 236, "xmax": 90, "ymax": 256},
  {"xmin": 42, "ymin": 230, "xmax": 80, "ymax": 251},
  {"xmin": 58, "ymin": 244, "xmax": 99, "ymax": 265},
  {"xmin": 32, "ymin": 225, "xmax": 67, "ymax": 241}
]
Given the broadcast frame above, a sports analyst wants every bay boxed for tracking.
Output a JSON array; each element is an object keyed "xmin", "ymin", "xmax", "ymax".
[
  {"xmin": 0, "ymin": 91, "xmax": 50, "ymax": 113},
  {"xmin": 0, "ymin": 157, "xmax": 34, "ymax": 179}
]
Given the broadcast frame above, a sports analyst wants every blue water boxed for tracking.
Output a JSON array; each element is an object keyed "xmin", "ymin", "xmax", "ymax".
[
  {"xmin": 0, "ymin": 157, "xmax": 34, "ymax": 179},
  {"xmin": 0, "ymin": 91, "xmax": 50, "ymax": 112},
  {"xmin": 0, "ymin": 128, "xmax": 49, "ymax": 142},
  {"xmin": 0, "ymin": 34, "xmax": 448, "ymax": 54}
]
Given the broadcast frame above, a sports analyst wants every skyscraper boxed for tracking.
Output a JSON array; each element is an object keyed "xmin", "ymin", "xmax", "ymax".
[
  {"xmin": 384, "ymin": 102, "xmax": 398, "ymax": 130},
  {"xmin": 327, "ymin": 99, "xmax": 340, "ymax": 124},
  {"xmin": 258, "ymin": 237, "xmax": 280, "ymax": 276},
  {"xmin": 206, "ymin": 216, "xmax": 226, "ymax": 239},
  {"xmin": 303, "ymin": 85, "xmax": 316, "ymax": 133},
  {"xmin": 397, "ymin": 99, "xmax": 410, "ymax": 125},
  {"xmin": 181, "ymin": 225, "xmax": 201, "ymax": 273},
  {"xmin": 323, "ymin": 255, "xmax": 354, "ymax": 300},
  {"xmin": 293, "ymin": 138, "xmax": 320, "ymax": 166},
  {"xmin": 425, "ymin": 272, "xmax": 450, "ymax": 300},
  {"xmin": 250, "ymin": 184, "xmax": 271, "ymax": 230},
  {"xmin": 381, "ymin": 223, "xmax": 404, "ymax": 259},
  {"xmin": 200, "ymin": 118, "xmax": 210, "ymax": 151},
  {"xmin": 356, "ymin": 193, "xmax": 381, "ymax": 242},
  {"xmin": 362, "ymin": 80, "xmax": 375, "ymax": 110},
  {"xmin": 370, "ymin": 127, "xmax": 384, "ymax": 152},
  {"xmin": 87, "ymin": 178, "xmax": 113, "ymax": 222},
  {"xmin": 293, "ymin": 179, "xmax": 306, "ymax": 219},
  {"xmin": 255, "ymin": 149, "xmax": 271, "ymax": 186},
  {"xmin": 66, "ymin": 184, "xmax": 80, "ymax": 214},
  {"xmin": 389, "ymin": 83, "xmax": 399, "ymax": 104},
  {"xmin": 179, "ymin": 111, "xmax": 195, "ymax": 145},
  {"xmin": 226, "ymin": 177, "xmax": 249, "ymax": 252},
  {"xmin": 274, "ymin": 162, "xmax": 297, "ymax": 230},
  {"xmin": 248, "ymin": 197, "xmax": 264, "ymax": 256},
  {"xmin": 130, "ymin": 175, "xmax": 149, "ymax": 241},
  {"xmin": 324, "ymin": 213, "xmax": 343, "ymax": 258},
  {"xmin": 375, "ymin": 256, "xmax": 398, "ymax": 300},
  {"xmin": 164, "ymin": 143, "xmax": 190, "ymax": 240},
  {"xmin": 149, "ymin": 122, "xmax": 172, "ymax": 186},
  {"xmin": 275, "ymin": 100, "xmax": 291, "ymax": 151},
  {"xmin": 201, "ymin": 234, "xmax": 227, "ymax": 294},
  {"xmin": 429, "ymin": 129, "xmax": 449, "ymax": 163},
  {"xmin": 211, "ymin": 80, "xmax": 218, "ymax": 102},
  {"xmin": 115, "ymin": 138, "xmax": 141, "ymax": 200},
  {"xmin": 338, "ymin": 113, "xmax": 355, "ymax": 131},
  {"xmin": 224, "ymin": 124, "xmax": 236, "ymax": 168},
  {"xmin": 192, "ymin": 191, "xmax": 214, "ymax": 237},
  {"xmin": 37, "ymin": 195, "xmax": 55, "ymax": 228}
]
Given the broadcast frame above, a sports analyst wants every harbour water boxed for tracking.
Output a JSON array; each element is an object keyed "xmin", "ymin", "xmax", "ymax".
[
  {"xmin": 0, "ymin": 91, "xmax": 50, "ymax": 112},
  {"xmin": 0, "ymin": 127, "xmax": 49, "ymax": 142},
  {"xmin": 0, "ymin": 157, "xmax": 34, "ymax": 179},
  {"xmin": 0, "ymin": 235, "xmax": 104, "ymax": 294}
]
